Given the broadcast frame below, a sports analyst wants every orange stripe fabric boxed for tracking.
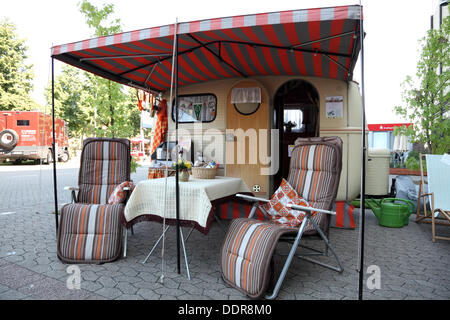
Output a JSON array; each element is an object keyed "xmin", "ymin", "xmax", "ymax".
[
  {"xmin": 221, "ymin": 203, "xmax": 228, "ymax": 220},
  {"xmin": 229, "ymin": 223, "xmax": 251, "ymax": 283},
  {"xmin": 76, "ymin": 205, "xmax": 89, "ymax": 260},
  {"xmin": 232, "ymin": 201, "xmax": 240, "ymax": 219},
  {"xmin": 241, "ymin": 225, "xmax": 265, "ymax": 290},
  {"xmin": 110, "ymin": 141, "xmax": 115, "ymax": 199},
  {"xmin": 310, "ymin": 145, "xmax": 322, "ymax": 201},
  {"xmin": 244, "ymin": 203, "xmax": 251, "ymax": 218},
  {"xmin": 348, "ymin": 204, "xmax": 355, "ymax": 228},
  {"xmin": 94, "ymin": 142, "xmax": 100, "ymax": 203},
  {"xmin": 96, "ymin": 205, "xmax": 106, "ymax": 260},
  {"xmin": 336, "ymin": 201, "xmax": 344, "ymax": 228},
  {"xmin": 298, "ymin": 145, "xmax": 308, "ymax": 192}
]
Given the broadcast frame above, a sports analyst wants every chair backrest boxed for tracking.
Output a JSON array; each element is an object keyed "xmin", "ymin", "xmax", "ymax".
[
  {"xmin": 425, "ymin": 154, "xmax": 450, "ymax": 212},
  {"xmin": 77, "ymin": 138, "xmax": 131, "ymax": 204},
  {"xmin": 287, "ymin": 136, "xmax": 343, "ymax": 234}
]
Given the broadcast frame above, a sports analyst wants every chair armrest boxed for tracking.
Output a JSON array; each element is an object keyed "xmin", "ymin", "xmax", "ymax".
[
  {"xmin": 236, "ymin": 194, "xmax": 271, "ymax": 219},
  {"xmin": 236, "ymin": 194, "xmax": 270, "ymax": 203},
  {"xmin": 64, "ymin": 186, "xmax": 79, "ymax": 191},
  {"xmin": 64, "ymin": 186, "xmax": 79, "ymax": 203},
  {"xmin": 287, "ymin": 204, "xmax": 336, "ymax": 215}
]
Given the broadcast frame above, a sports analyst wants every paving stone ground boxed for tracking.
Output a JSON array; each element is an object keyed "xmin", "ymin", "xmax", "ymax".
[{"xmin": 0, "ymin": 161, "xmax": 449, "ymax": 300}]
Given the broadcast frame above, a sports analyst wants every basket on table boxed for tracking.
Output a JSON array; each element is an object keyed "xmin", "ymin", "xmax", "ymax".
[{"xmin": 191, "ymin": 166, "xmax": 217, "ymax": 179}]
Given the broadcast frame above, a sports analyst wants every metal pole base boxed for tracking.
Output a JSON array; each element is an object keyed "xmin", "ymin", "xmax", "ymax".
[{"xmin": 142, "ymin": 225, "xmax": 194, "ymax": 280}]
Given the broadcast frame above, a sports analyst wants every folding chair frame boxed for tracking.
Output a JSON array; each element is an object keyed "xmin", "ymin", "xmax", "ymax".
[{"xmin": 237, "ymin": 194, "xmax": 343, "ymax": 300}]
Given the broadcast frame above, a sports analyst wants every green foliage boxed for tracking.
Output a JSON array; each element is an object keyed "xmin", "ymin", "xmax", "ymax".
[
  {"xmin": 45, "ymin": 65, "xmax": 92, "ymax": 137},
  {"xmin": 78, "ymin": 0, "xmax": 122, "ymax": 37},
  {"xmin": 130, "ymin": 156, "xmax": 140, "ymax": 174},
  {"xmin": 405, "ymin": 151, "xmax": 427, "ymax": 171},
  {"xmin": 0, "ymin": 19, "xmax": 39, "ymax": 110},
  {"xmin": 405, "ymin": 156, "xmax": 420, "ymax": 171},
  {"xmin": 76, "ymin": 0, "xmax": 140, "ymax": 140},
  {"xmin": 47, "ymin": 1, "xmax": 140, "ymax": 142},
  {"xmin": 394, "ymin": 11, "xmax": 450, "ymax": 155},
  {"xmin": 406, "ymin": 150, "xmax": 420, "ymax": 160}
]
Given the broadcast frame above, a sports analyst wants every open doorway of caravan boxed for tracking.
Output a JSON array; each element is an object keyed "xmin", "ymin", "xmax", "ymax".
[{"xmin": 273, "ymin": 79, "xmax": 320, "ymax": 187}]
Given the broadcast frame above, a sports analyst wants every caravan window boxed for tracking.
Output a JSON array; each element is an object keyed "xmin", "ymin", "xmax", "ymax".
[{"xmin": 172, "ymin": 94, "xmax": 217, "ymax": 123}]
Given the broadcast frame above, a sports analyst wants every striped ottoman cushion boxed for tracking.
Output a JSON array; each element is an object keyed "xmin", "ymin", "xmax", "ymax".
[
  {"xmin": 57, "ymin": 203, "xmax": 124, "ymax": 263},
  {"xmin": 221, "ymin": 218, "xmax": 296, "ymax": 299}
]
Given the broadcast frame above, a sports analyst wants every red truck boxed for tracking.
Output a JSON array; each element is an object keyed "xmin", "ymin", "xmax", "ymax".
[{"xmin": 0, "ymin": 111, "xmax": 70, "ymax": 164}]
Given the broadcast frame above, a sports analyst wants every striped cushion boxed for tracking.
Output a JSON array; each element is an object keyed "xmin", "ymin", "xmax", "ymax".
[
  {"xmin": 287, "ymin": 138, "xmax": 342, "ymax": 235},
  {"xmin": 108, "ymin": 181, "xmax": 136, "ymax": 204},
  {"xmin": 57, "ymin": 203, "xmax": 124, "ymax": 263},
  {"xmin": 78, "ymin": 139, "xmax": 130, "ymax": 204},
  {"xmin": 221, "ymin": 218, "xmax": 296, "ymax": 299}
]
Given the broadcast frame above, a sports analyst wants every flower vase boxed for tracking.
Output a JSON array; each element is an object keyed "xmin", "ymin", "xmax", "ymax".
[{"xmin": 179, "ymin": 169, "xmax": 190, "ymax": 182}]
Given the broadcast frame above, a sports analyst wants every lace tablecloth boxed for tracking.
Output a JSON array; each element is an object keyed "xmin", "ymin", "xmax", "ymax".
[{"xmin": 124, "ymin": 176, "xmax": 250, "ymax": 233}]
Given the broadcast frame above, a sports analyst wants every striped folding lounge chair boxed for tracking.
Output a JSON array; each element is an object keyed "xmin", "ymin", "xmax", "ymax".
[
  {"xmin": 221, "ymin": 136, "xmax": 344, "ymax": 299},
  {"xmin": 57, "ymin": 138, "xmax": 131, "ymax": 264}
]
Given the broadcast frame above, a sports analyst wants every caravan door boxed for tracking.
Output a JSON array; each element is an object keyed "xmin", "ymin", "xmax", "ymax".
[{"xmin": 225, "ymin": 80, "xmax": 269, "ymax": 197}]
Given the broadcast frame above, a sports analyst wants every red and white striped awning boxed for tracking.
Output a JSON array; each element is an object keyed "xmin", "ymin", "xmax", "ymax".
[{"xmin": 51, "ymin": 5, "xmax": 362, "ymax": 93}]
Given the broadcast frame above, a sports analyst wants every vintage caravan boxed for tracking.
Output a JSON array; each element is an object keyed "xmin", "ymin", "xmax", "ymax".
[
  {"xmin": 51, "ymin": 5, "xmax": 365, "ymax": 202},
  {"xmin": 167, "ymin": 76, "xmax": 363, "ymax": 202}
]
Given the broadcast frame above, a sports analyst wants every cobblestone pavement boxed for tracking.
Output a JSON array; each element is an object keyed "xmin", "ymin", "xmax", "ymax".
[{"xmin": 0, "ymin": 161, "xmax": 449, "ymax": 300}]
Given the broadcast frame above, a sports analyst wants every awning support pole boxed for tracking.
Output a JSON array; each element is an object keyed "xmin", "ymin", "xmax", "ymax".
[
  {"xmin": 292, "ymin": 30, "xmax": 356, "ymax": 49},
  {"xmin": 174, "ymin": 22, "xmax": 181, "ymax": 275},
  {"xmin": 144, "ymin": 63, "xmax": 158, "ymax": 89},
  {"xmin": 187, "ymin": 34, "xmax": 248, "ymax": 78},
  {"xmin": 80, "ymin": 53, "xmax": 172, "ymax": 62},
  {"xmin": 51, "ymin": 57, "xmax": 59, "ymax": 233},
  {"xmin": 323, "ymin": 54, "xmax": 350, "ymax": 74},
  {"xmin": 357, "ymin": 3, "xmax": 367, "ymax": 301}
]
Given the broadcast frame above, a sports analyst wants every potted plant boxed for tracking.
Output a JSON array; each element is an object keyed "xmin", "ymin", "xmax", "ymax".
[
  {"xmin": 172, "ymin": 158, "xmax": 192, "ymax": 181},
  {"xmin": 283, "ymin": 121, "xmax": 297, "ymax": 132}
]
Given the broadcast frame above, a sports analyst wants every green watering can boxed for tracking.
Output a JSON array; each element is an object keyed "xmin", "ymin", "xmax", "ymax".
[{"xmin": 365, "ymin": 198, "xmax": 415, "ymax": 228}]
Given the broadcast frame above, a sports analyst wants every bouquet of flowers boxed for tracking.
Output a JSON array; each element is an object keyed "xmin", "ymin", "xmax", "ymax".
[
  {"xmin": 172, "ymin": 158, "xmax": 192, "ymax": 170},
  {"xmin": 172, "ymin": 159, "xmax": 192, "ymax": 181}
]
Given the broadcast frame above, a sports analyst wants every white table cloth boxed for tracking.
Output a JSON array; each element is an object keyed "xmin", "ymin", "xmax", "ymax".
[{"xmin": 124, "ymin": 176, "xmax": 250, "ymax": 233}]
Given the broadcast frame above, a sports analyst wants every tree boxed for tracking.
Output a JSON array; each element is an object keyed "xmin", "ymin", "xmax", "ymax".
[
  {"xmin": 47, "ymin": 1, "xmax": 141, "ymax": 144},
  {"xmin": 0, "ymin": 19, "xmax": 39, "ymax": 110},
  {"xmin": 394, "ymin": 12, "xmax": 450, "ymax": 154},
  {"xmin": 45, "ymin": 65, "xmax": 92, "ymax": 137},
  {"xmin": 78, "ymin": 0, "xmax": 140, "ymax": 139}
]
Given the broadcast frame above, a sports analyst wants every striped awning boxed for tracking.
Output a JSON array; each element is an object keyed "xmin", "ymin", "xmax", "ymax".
[{"xmin": 51, "ymin": 5, "xmax": 362, "ymax": 93}]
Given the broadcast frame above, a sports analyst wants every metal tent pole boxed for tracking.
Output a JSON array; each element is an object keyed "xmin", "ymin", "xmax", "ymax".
[
  {"xmin": 51, "ymin": 58, "xmax": 59, "ymax": 233},
  {"xmin": 174, "ymin": 23, "xmax": 181, "ymax": 275},
  {"xmin": 358, "ymin": 2, "xmax": 367, "ymax": 301}
]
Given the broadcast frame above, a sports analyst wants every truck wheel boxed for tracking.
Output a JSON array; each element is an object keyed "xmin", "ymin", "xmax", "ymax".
[
  {"xmin": 60, "ymin": 151, "xmax": 69, "ymax": 162},
  {"xmin": 0, "ymin": 129, "xmax": 19, "ymax": 151}
]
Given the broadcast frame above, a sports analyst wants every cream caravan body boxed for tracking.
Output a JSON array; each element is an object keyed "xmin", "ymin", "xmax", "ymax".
[{"xmin": 165, "ymin": 76, "xmax": 364, "ymax": 202}]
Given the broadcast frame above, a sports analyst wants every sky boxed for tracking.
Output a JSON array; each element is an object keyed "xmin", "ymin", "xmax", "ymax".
[{"xmin": 1, "ymin": 0, "xmax": 439, "ymax": 124}]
